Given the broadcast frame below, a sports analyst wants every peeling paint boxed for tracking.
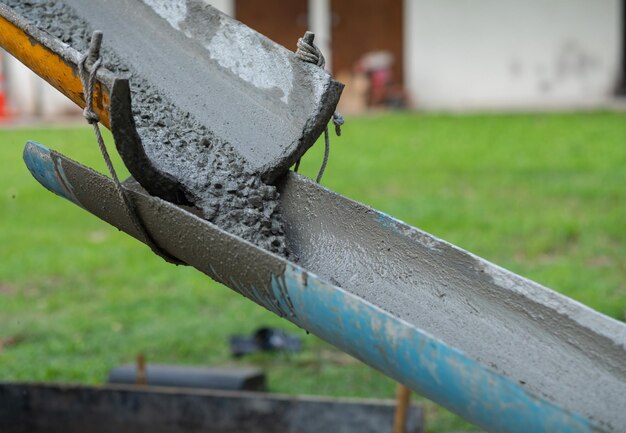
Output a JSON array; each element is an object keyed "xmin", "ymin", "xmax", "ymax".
[{"xmin": 22, "ymin": 141, "xmax": 77, "ymax": 203}]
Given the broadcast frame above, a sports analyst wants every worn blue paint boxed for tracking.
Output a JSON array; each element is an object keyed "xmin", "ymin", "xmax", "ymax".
[
  {"xmin": 23, "ymin": 141, "xmax": 77, "ymax": 203},
  {"xmin": 271, "ymin": 264, "xmax": 602, "ymax": 433}
]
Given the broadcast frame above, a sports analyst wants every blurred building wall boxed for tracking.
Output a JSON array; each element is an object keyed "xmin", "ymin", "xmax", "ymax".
[
  {"xmin": 1, "ymin": 0, "xmax": 622, "ymax": 115},
  {"xmin": 233, "ymin": 0, "xmax": 623, "ymax": 110},
  {"xmin": 405, "ymin": 0, "xmax": 622, "ymax": 109}
]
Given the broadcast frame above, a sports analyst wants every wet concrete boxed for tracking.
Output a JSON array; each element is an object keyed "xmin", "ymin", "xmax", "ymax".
[
  {"xmin": 278, "ymin": 174, "xmax": 626, "ymax": 433},
  {"xmin": 1, "ymin": 0, "xmax": 344, "ymax": 258}
]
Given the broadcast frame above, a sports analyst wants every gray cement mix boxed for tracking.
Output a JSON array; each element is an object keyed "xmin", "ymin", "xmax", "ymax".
[
  {"xmin": 279, "ymin": 174, "xmax": 626, "ymax": 433},
  {"xmin": 5, "ymin": 0, "xmax": 291, "ymax": 258}
]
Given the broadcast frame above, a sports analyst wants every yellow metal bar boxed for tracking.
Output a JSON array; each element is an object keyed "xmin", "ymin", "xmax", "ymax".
[{"xmin": 0, "ymin": 14, "xmax": 111, "ymax": 127}]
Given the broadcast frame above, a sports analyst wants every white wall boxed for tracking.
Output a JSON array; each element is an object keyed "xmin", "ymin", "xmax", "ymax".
[
  {"xmin": 309, "ymin": 0, "xmax": 332, "ymax": 71},
  {"xmin": 404, "ymin": 0, "xmax": 622, "ymax": 110}
]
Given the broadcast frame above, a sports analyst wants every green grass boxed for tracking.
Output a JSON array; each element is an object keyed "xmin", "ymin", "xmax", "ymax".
[{"xmin": 1, "ymin": 112, "xmax": 625, "ymax": 432}]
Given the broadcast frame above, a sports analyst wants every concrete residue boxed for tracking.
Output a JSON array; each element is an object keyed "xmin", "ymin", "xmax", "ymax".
[
  {"xmin": 144, "ymin": 0, "xmax": 296, "ymax": 104},
  {"xmin": 142, "ymin": 0, "xmax": 187, "ymax": 30},
  {"xmin": 203, "ymin": 21, "xmax": 293, "ymax": 104},
  {"xmin": 278, "ymin": 172, "xmax": 626, "ymax": 432},
  {"xmin": 5, "ymin": 0, "xmax": 292, "ymax": 258}
]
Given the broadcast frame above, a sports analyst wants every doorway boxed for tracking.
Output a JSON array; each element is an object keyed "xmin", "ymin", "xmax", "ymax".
[
  {"xmin": 234, "ymin": 0, "xmax": 308, "ymax": 51},
  {"xmin": 330, "ymin": 0, "xmax": 404, "ymax": 85}
]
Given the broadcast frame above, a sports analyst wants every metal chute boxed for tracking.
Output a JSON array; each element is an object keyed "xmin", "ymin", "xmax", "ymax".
[{"xmin": 3, "ymin": 2, "xmax": 625, "ymax": 432}]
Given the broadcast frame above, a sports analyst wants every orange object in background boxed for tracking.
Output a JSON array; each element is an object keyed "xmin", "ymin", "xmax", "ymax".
[{"xmin": 0, "ymin": 50, "xmax": 9, "ymax": 120}]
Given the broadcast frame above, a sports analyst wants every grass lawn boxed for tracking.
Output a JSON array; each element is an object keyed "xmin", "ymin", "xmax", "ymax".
[{"xmin": 1, "ymin": 112, "xmax": 625, "ymax": 432}]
